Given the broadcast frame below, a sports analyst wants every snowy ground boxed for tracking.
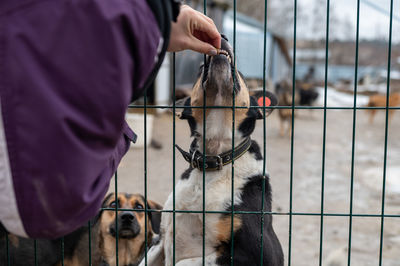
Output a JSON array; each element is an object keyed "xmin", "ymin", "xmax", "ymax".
[
  {"xmin": 315, "ymin": 86, "xmax": 369, "ymax": 107},
  {"xmin": 113, "ymin": 88, "xmax": 400, "ymax": 265}
]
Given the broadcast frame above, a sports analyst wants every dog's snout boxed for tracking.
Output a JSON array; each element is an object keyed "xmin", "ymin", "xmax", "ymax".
[{"xmin": 120, "ymin": 211, "xmax": 135, "ymax": 222}]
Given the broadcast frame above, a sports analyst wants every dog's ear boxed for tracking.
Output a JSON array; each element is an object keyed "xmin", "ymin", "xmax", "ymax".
[
  {"xmin": 147, "ymin": 200, "xmax": 163, "ymax": 235},
  {"xmin": 91, "ymin": 193, "xmax": 115, "ymax": 226},
  {"xmin": 250, "ymin": 90, "xmax": 278, "ymax": 119},
  {"xmin": 172, "ymin": 96, "xmax": 192, "ymax": 120}
]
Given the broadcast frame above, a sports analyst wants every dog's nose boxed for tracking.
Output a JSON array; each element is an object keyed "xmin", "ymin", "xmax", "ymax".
[{"xmin": 120, "ymin": 211, "xmax": 135, "ymax": 222}]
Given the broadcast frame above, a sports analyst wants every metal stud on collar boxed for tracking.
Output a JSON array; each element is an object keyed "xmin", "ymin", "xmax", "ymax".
[{"xmin": 216, "ymin": 155, "xmax": 223, "ymax": 170}]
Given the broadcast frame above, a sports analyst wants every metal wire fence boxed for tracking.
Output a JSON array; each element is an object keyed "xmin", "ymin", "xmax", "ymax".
[{"xmin": 3, "ymin": 0, "xmax": 399, "ymax": 265}]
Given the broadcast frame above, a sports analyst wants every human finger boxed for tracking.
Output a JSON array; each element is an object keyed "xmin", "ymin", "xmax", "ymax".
[
  {"xmin": 196, "ymin": 10, "xmax": 214, "ymax": 25},
  {"xmin": 191, "ymin": 16, "xmax": 221, "ymax": 49},
  {"xmin": 186, "ymin": 36, "xmax": 218, "ymax": 55}
]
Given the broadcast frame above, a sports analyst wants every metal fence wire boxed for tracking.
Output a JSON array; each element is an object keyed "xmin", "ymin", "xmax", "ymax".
[{"xmin": 3, "ymin": 0, "xmax": 400, "ymax": 265}]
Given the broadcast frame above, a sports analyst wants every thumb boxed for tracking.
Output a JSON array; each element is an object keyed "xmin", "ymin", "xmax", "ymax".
[{"xmin": 187, "ymin": 37, "xmax": 218, "ymax": 56}]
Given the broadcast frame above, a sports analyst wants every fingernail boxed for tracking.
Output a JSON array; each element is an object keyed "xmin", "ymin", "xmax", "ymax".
[{"xmin": 209, "ymin": 49, "xmax": 217, "ymax": 56}]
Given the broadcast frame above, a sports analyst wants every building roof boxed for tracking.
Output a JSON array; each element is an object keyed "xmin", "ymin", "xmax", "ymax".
[{"xmin": 223, "ymin": 10, "xmax": 291, "ymax": 79}]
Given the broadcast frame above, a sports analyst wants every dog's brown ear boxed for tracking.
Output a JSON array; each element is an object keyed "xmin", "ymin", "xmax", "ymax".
[
  {"xmin": 251, "ymin": 90, "xmax": 278, "ymax": 119},
  {"xmin": 148, "ymin": 200, "xmax": 162, "ymax": 210},
  {"xmin": 147, "ymin": 200, "xmax": 163, "ymax": 235}
]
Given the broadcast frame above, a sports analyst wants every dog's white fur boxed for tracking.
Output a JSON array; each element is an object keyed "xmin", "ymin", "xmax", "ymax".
[
  {"xmin": 140, "ymin": 107, "xmax": 264, "ymax": 265},
  {"xmin": 196, "ymin": 110, "xmax": 245, "ymax": 154},
  {"xmin": 162, "ymin": 153, "xmax": 263, "ymax": 265}
]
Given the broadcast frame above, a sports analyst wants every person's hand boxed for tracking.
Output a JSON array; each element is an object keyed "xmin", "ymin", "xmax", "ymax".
[{"xmin": 168, "ymin": 5, "xmax": 221, "ymax": 55}]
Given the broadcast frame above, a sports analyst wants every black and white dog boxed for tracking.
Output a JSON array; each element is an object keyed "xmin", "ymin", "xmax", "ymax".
[{"xmin": 141, "ymin": 36, "xmax": 283, "ymax": 266}]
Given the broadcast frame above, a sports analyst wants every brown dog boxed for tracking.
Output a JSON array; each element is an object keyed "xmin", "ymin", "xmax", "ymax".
[
  {"xmin": 63, "ymin": 193, "xmax": 162, "ymax": 266},
  {"xmin": 275, "ymin": 80, "xmax": 296, "ymax": 137},
  {"xmin": 0, "ymin": 193, "xmax": 162, "ymax": 266},
  {"xmin": 367, "ymin": 93, "xmax": 400, "ymax": 124},
  {"xmin": 274, "ymin": 80, "xmax": 319, "ymax": 137}
]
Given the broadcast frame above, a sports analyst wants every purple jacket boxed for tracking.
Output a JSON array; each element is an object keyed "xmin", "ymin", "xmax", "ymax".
[{"xmin": 0, "ymin": 0, "xmax": 169, "ymax": 238}]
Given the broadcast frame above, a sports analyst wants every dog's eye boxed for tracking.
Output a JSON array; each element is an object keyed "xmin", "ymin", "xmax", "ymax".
[
  {"xmin": 135, "ymin": 203, "xmax": 143, "ymax": 210},
  {"xmin": 109, "ymin": 201, "xmax": 119, "ymax": 208}
]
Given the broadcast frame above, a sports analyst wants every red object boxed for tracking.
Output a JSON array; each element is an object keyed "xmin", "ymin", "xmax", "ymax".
[{"xmin": 258, "ymin": 97, "xmax": 271, "ymax": 107}]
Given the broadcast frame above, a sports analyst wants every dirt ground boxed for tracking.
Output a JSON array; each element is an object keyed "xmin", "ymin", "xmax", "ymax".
[{"xmin": 111, "ymin": 108, "xmax": 400, "ymax": 266}]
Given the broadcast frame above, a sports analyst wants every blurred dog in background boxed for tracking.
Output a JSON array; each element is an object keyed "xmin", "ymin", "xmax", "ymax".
[
  {"xmin": 366, "ymin": 93, "xmax": 400, "ymax": 124},
  {"xmin": 275, "ymin": 80, "xmax": 319, "ymax": 136}
]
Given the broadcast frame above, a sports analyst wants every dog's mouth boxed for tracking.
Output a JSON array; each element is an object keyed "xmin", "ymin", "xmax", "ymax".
[
  {"xmin": 216, "ymin": 49, "xmax": 232, "ymax": 64},
  {"xmin": 118, "ymin": 227, "xmax": 139, "ymax": 239},
  {"xmin": 201, "ymin": 36, "xmax": 240, "ymax": 95},
  {"xmin": 202, "ymin": 49, "xmax": 233, "ymax": 85},
  {"xmin": 109, "ymin": 223, "xmax": 141, "ymax": 239}
]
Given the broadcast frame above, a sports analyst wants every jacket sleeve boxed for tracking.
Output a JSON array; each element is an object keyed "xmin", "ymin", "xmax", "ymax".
[{"xmin": 0, "ymin": 0, "xmax": 169, "ymax": 238}]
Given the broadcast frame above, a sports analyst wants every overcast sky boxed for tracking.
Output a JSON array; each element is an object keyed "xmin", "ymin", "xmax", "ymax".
[{"xmin": 299, "ymin": 0, "xmax": 399, "ymax": 42}]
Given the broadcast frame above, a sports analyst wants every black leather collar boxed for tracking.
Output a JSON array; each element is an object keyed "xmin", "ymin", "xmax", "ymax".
[{"xmin": 176, "ymin": 137, "xmax": 252, "ymax": 171}]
